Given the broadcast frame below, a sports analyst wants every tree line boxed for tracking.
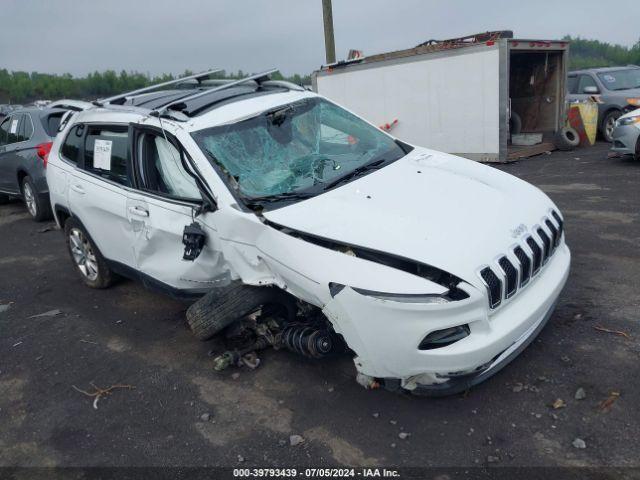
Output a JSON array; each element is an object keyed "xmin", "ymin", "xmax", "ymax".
[
  {"xmin": 1, "ymin": 36, "xmax": 638, "ymax": 104},
  {"xmin": 0, "ymin": 69, "xmax": 312, "ymax": 104}
]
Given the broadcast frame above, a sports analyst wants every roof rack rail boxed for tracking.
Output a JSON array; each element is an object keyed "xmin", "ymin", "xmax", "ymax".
[
  {"xmin": 152, "ymin": 68, "xmax": 278, "ymax": 117},
  {"xmin": 94, "ymin": 68, "xmax": 223, "ymax": 106}
]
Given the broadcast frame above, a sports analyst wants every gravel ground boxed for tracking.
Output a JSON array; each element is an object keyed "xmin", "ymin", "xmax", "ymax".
[{"xmin": 0, "ymin": 142, "xmax": 638, "ymax": 473}]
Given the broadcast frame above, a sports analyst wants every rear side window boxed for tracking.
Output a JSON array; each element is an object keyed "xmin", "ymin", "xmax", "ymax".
[
  {"xmin": 84, "ymin": 126, "xmax": 130, "ymax": 186},
  {"xmin": 3, "ymin": 116, "xmax": 21, "ymax": 144},
  {"xmin": 0, "ymin": 117, "xmax": 10, "ymax": 146},
  {"xmin": 42, "ymin": 112, "xmax": 65, "ymax": 136},
  {"xmin": 17, "ymin": 114, "xmax": 34, "ymax": 142},
  {"xmin": 61, "ymin": 124, "xmax": 85, "ymax": 164}
]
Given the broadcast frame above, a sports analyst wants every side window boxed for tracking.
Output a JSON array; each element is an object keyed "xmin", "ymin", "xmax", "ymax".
[
  {"xmin": 578, "ymin": 75, "xmax": 598, "ymax": 93},
  {"xmin": 16, "ymin": 114, "xmax": 34, "ymax": 143},
  {"xmin": 136, "ymin": 132, "xmax": 201, "ymax": 200},
  {"xmin": 61, "ymin": 124, "xmax": 85, "ymax": 164},
  {"xmin": 0, "ymin": 117, "xmax": 10, "ymax": 146},
  {"xmin": 84, "ymin": 126, "xmax": 131, "ymax": 186},
  {"xmin": 567, "ymin": 75, "xmax": 578, "ymax": 94},
  {"xmin": 4, "ymin": 116, "xmax": 20, "ymax": 145}
]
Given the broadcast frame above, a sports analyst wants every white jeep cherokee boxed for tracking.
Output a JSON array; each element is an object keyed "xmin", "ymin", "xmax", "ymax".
[{"xmin": 46, "ymin": 70, "xmax": 570, "ymax": 395}]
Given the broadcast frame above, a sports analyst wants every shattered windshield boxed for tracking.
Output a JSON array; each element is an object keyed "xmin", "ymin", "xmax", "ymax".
[
  {"xmin": 191, "ymin": 97, "xmax": 408, "ymax": 206},
  {"xmin": 597, "ymin": 69, "xmax": 640, "ymax": 91}
]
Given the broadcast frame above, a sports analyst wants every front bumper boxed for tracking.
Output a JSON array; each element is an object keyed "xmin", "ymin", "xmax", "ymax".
[
  {"xmin": 323, "ymin": 243, "xmax": 570, "ymax": 395},
  {"xmin": 611, "ymin": 124, "xmax": 640, "ymax": 155}
]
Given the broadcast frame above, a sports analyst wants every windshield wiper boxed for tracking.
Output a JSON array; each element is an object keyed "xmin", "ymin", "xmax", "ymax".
[
  {"xmin": 321, "ymin": 158, "xmax": 386, "ymax": 191},
  {"xmin": 244, "ymin": 190, "xmax": 316, "ymax": 209}
]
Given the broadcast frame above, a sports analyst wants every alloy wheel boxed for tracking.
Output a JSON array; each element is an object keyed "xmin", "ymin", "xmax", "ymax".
[
  {"xmin": 23, "ymin": 182, "xmax": 37, "ymax": 217},
  {"xmin": 605, "ymin": 116, "xmax": 616, "ymax": 141},
  {"xmin": 69, "ymin": 228, "xmax": 99, "ymax": 281}
]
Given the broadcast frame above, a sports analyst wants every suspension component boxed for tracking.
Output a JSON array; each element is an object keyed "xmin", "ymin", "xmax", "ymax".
[{"xmin": 281, "ymin": 325, "xmax": 335, "ymax": 358}]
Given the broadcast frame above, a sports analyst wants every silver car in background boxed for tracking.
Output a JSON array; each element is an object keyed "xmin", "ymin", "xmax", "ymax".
[
  {"xmin": 567, "ymin": 66, "xmax": 640, "ymax": 142},
  {"xmin": 611, "ymin": 108, "xmax": 640, "ymax": 160}
]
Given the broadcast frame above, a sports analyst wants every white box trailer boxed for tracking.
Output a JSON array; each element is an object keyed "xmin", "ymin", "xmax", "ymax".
[{"xmin": 313, "ymin": 33, "xmax": 570, "ymax": 162}]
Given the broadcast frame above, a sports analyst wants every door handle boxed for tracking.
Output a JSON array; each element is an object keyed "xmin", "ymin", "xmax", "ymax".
[
  {"xmin": 70, "ymin": 184, "xmax": 85, "ymax": 194},
  {"xmin": 128, "ymin": 206, "xmax": 149, "ymax": 217}
]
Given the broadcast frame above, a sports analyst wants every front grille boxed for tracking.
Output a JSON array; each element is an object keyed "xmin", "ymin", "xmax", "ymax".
[
  {"xmin": 480, "ymin": 267, "xmax": 502, "ymax": 308},
  {"xmin": 514, "ymin": 246, "xmax": 531, "ymax": 286},
  {"xmin": 479, "ymin": 212, "xmax": 564, "ymax": 309},
  {"xmin": 537, "ymin": 228, "xmax": 551, "ymax": 264},
  {"xmin": 545, "ymin": 219, "xmax": 559, "ymax": 251},
  {"xmin": 551, "ymin": 210, "xmax": 564, "ymax": 244},
  {"xmin": 498, "ymin": 256, "xmax": 518, "ymax": 298},
  {"xmin": 527, "ymin": 236, "xmax": 543, "ymax": 274}
]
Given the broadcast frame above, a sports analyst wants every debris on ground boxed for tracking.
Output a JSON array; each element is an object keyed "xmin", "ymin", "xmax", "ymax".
[
  {"xmin": 289, "ymin": 435, "xmax": 305, "ymax": 446},
  {"xmin": 0, "ymin": 303, "xmax": 12, "ymax": 313},
  {"xmin": 29, "ymin": 309, "xmax": 62, "ymax": 318},
  {"xmin": 572, "ymin": 438, "xmax": 586, "ymax": 449},
  {"xmin": 38, "ymin": 224, "xmax": 57, "ymax": 233},
  {"xmin": 398, "ymin": 432, "xmax": 410, "ymax": 440},
  {"xmin": 200, "ymin": 413, "xmax": 211, "ymax": 422},
  {"xmin": 599, "ymin": 391, "xmax": 620, "ymax": 412},
  {"xmin": 239, "ymin": 352, "xmax": 261, "ymax": 370},
  {"xmin": 561, "ymin": 355, "xmax": 571, "ymax": 363},
  {"xmin": 487, "ymin": 455, "xmax": 500, "ymax": 463},
  {"xmin": 552, "ymin": 398, "xmax": 566, "ymax": 409},
  {"xmin": 12, "ymin": 341, "xmax": 22, "ymax": 347},
  {"xmin": 72, "ymin": 383, "xmax": 136, "ymax": 410},
  {"xmin": 372, "ymin": 412, "xmax": 379, "ymax": 418},
  {"xmin": 512, "ymin": 383, "xmax": 524, "ymax": 393},
  {"xmin": 231, "ymin": 372, "xmax": 240, "ymax": 380},
  {"xmin": 237, "ymin": 455, "xmax": 245, "ymax": 462},
  {"xmin": 575, "ymin": 388, "xmax": 587, "ymax": 400},
  {"xmin": 593, "ymin": 325, "xmax": 631, "ymax": 339}
]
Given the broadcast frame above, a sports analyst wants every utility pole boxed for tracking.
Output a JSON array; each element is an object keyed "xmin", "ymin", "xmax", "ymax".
[{"xmin": 322, "ymin": 0, "xmax": 336, "ymax": 64}]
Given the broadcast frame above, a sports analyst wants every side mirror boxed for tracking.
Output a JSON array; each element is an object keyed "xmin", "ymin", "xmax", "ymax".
[{"xmin": 583, "ymin": 86, "xmax": 599, "ymax": 94}]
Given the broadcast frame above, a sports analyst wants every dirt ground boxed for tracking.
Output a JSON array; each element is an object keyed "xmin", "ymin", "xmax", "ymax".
[{"xmin": 0, "ymin": 142, "xmax": 638, "ymax": 473}]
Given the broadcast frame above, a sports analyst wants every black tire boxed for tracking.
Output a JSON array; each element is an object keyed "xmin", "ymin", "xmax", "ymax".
[
  {"xmin": 635, "ymin": 137, "xmax": 640, "ymax": 162},
  {"xmin": 555, "ymin": 126, "xmax": 580, "ymax": 151},
  {"xmin": 509, "ymin": 111, "xmax": 522, "ymax": 136},
  {"xmin": 64, "ymin": 217, "xmax": 114, "ymax": 289},
  {"xmin": 21, "ymin": 176, "xmax": 52, "ymax": 222},
  {"xmin": 601, "ymin": 110, "xmax": 621, "ymax": 142},
  {"xmin": 187, "ymin": 283, "xmax": 295, "ymax": 341}
]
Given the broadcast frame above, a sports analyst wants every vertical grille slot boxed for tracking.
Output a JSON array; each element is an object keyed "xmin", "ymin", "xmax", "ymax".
[
  {"xmin": 514, "ymin": 246, "xmax": 531, "ymax": 287},
  {"xmin": 537, "ymin": 228, "xmax": 551, "ymax": 263},
  {"xmin": 480, "ymin": 267, "xmax": 502, "ymax": 309},
  {"xmin": 498, "ymin": 256, "xmax": 518, "ymax": 298},
  {"xmin": 545, "ymin": 219, "xmax": 559, "ymax": 251},
  {"xmin": 526, "ymin": 236, "xmax": 542, "ymax": 275},
  {"xmin": 552, "ymin": 210, "xmax": 564, "ymax": 243}
]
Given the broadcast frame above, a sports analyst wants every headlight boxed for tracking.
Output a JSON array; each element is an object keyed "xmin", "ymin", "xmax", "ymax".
[
  {"xmin": 626, "ymin": 98, "xmax": 640, "ymax": 107},
  {"xmin": 341, "ymin": 285, "xmax": 450, "ymax": 304},
  {"xmin": 618, "ymin": 116, "xmax": 640, "ymax": 126}
]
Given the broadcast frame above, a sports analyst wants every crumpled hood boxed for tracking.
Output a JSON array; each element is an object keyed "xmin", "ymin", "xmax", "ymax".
[{"xmin": 263, "ymin": 147, "xmax": 557, "ymax": 289}]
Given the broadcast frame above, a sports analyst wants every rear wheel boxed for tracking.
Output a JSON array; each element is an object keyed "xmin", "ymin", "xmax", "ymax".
[
  {"xmin": 64, "ymin": 218, "xmax": 114, "ymax": 289},
  {"xmin": 21, "ymin": 176, "xmax": 51, "ymax": 222},
  {"xmin": 601, "ymin": 110, "xmax": 621, "ymax": 142}
]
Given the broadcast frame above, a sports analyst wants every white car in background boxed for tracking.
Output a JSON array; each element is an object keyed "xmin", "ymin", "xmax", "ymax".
[
  {"xmin": 46, "ymin": 70, "xmax": 570, "ymax": 396},
  {"xmin": 611, "ymin": 108, "xmax": 640, "ymax": 161}
]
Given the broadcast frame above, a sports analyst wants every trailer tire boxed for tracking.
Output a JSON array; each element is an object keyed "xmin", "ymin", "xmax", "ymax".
[
  {"xmin": 555, "ymin": 126, "xmax": 580, "ymax": 151},
  {"xmin": 509, "ymin": 112, "xmax": 522, "ymax": 136},
  {"xmin": 186, "ymin": 283, "xmax": 296, "ymax": 341}
]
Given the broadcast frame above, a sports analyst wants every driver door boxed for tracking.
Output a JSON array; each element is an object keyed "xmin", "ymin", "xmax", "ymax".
[{"xmin": 127, "ymin": 126, "xmax": 227, "ymax": 293}]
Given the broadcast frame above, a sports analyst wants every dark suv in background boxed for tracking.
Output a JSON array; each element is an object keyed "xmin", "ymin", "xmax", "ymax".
[
  {"xmin": 567, "ymin": 66, "xmax": 640, "ymax": 142},
  {"xmin": 0, "ymin": 107, "xmax": 69, "ymax": 221}
]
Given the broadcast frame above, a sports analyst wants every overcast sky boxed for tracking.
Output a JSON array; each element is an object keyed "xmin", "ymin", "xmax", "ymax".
[{"xmin": 1, "ymin": 0, "xmax": 638, "ymax": 77}]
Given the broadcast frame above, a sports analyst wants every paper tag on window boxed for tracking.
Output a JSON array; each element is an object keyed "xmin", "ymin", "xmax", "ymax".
[
  {"xmin": 93, "ymin": 139, "xmax": 112, "ymax": 170},
  {"xmin": 10, "ymin": 119, "xmax": 18, "ymax": 134}
]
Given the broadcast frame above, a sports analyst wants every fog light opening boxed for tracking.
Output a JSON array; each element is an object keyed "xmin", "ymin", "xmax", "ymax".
[{"xmin": 419, "ymin": 325, "xmax": 470, "ymax": 350}]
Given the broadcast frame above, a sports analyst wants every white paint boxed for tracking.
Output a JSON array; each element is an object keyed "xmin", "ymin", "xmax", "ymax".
[{"xmin": 316, "ymin": 47, "xmax": 501, "ymax": 158}]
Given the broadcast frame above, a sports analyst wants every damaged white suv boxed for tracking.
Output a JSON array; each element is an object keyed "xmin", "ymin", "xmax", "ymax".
[{"xmin": 47, "ymin": 69, "xmax": 570, "ymax": 396}]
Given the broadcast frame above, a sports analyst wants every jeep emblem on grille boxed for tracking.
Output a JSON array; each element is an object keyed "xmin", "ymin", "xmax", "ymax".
[{"xmin": 510, "ymin": 223, "xmax": 528, "ymax": 238}]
